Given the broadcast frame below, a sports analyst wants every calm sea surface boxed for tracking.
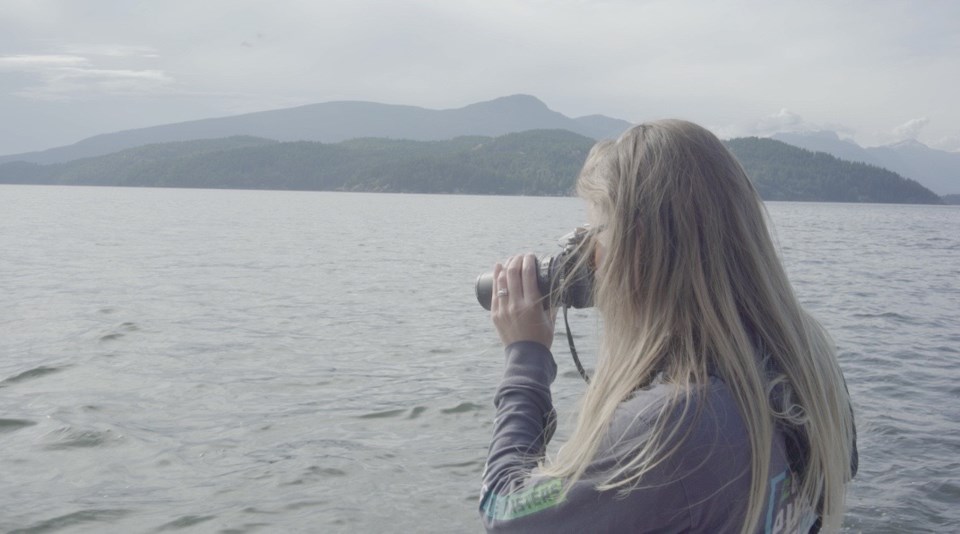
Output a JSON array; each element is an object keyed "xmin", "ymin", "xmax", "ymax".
[{"xmin": 1, "ymin": 185, "xmax": 958, "ymax": 533}]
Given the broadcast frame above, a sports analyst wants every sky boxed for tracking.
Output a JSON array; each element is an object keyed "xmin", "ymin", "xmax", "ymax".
[{"xmin": 1, "ymin": 0, "xmax": 958, "ymax": 156}]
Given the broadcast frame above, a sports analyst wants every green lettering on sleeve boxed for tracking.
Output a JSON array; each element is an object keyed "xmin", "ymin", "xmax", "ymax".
[{"xmin": 482, "ymin": 479, "xmax": 565, "ymax": 521}]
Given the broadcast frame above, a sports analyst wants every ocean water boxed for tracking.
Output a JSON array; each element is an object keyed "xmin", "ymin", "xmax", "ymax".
[{"xmin": 1, "ymin": 185, "xmax": 957, "ymax": 533}]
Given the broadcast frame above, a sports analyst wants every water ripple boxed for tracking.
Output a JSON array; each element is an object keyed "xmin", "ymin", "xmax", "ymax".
[
  {"xmin": 0, "ymin": 366, "xmax": 65, "ymax": 387},
  {"xmin": 10, "ymin": 509, "xmax": 131, "ymax": 534},
  {"xmin": 153, "ymin": 515, "xmax": 216, "ymax": 532},
  {"xmin": 0, "ymin": 418, "xmax": 37, "ymax": 434},
  {"xmin": 42, "ymin": 427, "xmax": 123, "ymax": 450}
]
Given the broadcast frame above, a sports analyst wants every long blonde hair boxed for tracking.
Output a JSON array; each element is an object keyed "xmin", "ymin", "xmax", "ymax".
[{"xmin": 543, "ymin": 120, "xmax": 854, "ymax": 532}]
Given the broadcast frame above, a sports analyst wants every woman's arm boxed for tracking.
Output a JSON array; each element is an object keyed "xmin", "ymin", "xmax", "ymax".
[
  {"xmin": 478, "ymin": 342, "xmax": 695, "ymax": 533},
  {"xmin": 480, "ymin": 341, "xmax": 559, "ymax": 520}
]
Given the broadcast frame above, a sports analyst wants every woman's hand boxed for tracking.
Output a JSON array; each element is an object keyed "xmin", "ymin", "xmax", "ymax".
[{"xmin": 490, "ymin": 254, "xmax": 557, "ymax": 349}]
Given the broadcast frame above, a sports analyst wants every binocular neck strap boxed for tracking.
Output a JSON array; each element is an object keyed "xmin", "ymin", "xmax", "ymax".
[{"xmin": 563, "ymin": 304, "xmax": 590, "ymax": 383}]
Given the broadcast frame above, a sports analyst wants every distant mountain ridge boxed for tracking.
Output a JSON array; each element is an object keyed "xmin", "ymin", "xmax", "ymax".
[
  {"xmin": 0, "ymin": 95, "xmax": 632, "ymax": 166},
  {"xmin": 773, "ymin": 131, "xmax": 960, "ymax": 195},
  {"xmin": 0, "ymin": 131, "xmax": 941, "ymax": 204}
]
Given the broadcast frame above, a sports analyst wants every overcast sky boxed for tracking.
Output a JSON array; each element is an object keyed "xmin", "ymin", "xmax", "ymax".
[{"xmin": 1, "ymin": 0, "xmax": 958, "ymax": 155}]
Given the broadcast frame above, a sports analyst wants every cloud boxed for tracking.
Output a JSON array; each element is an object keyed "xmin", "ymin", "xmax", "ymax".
[
  {"xmin": 16, "ymin": 67, "xmax": 174, "ymax": 101},
  {"xmin": 712, "ymin": 109, "xmax": 859, "ymax": 141},
  {"xmin": 890, "ymin": 117, "xmax": 930, "ymax": 141},
  {"xmin": 0, "ymin": 54, "xmax": 89, "ymax": 71},
  {"xmin": 61, "ymin": 44, "xmax": 160, "ymax": 58},
  {"xmin": 56, "ymin": 67, "xmax": 171, "ymax": 81},
  {"xmin": 1, "ymin": 48, "xmax": 172, "ymax": 101},
  {"xmin": 930, "ymin": 134, "xmax": 960, "ymax": 152},
  {"xmin": 754, "ymin": 108, "xmax": 812, "ymax": 135},
  {"xmin": 709, "ymin": 110, "xmax": 813, "ymax": 140}
]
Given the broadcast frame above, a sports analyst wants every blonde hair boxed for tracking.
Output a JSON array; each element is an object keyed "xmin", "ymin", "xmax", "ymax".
[{"xmin": 543, "ymin": 120, "xmax": 854, "ymax": 532}]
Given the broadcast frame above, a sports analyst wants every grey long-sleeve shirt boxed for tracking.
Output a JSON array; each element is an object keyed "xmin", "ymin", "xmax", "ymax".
[{"xmin": 479, "ymin": 341, "xmax": 821, "ymax": 533}]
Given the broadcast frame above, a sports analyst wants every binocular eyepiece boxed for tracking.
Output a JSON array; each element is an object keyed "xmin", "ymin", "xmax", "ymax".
[{"xmin": 475, "ymin": 226, "xmax": 596, "ymax": 311}]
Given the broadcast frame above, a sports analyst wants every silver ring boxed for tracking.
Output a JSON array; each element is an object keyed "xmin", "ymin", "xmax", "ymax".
[{"xmin": 497, "ymin": 288, "xmax": 509, "ymax": 297}]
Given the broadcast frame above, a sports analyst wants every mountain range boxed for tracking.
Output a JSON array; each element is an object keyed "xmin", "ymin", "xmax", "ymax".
[
  {"xmin": 0, "ymin": 95, "xmax": 630, "ymax": 166},
  {"xmin": 0, "ymin": 94, "xmax": 955, "ymax": 199}
]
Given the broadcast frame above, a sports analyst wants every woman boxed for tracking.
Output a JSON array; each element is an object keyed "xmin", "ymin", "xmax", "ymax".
[{"xmin": 481, "ymin": 120, "xmax": 857, "ymax": 533}]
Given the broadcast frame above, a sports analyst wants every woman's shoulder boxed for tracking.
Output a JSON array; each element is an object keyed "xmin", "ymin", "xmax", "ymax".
[
  {"xmin": 604, "ymin": 377, "xmax": 759, "ymax": 529},
  {"xmin": 614, "ymin": 377, "xmax": 755, "ymax": 469},
  {"xmin": 614, "ymin": 376, "xmax": 749, "ymax": 439}
]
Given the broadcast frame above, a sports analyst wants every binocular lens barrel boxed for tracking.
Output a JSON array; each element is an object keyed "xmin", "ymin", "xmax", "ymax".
[{"xmin": 476, "ymin": 272, "xmax": 495, "ymax": 311}]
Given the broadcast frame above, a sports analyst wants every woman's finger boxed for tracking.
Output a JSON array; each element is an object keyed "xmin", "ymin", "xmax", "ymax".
[
  {"xmin": 521, "ymin": 254, "xmax": 539, "ymax": 302},
  {"xmin": 505, "ymin": 254, "xmax": 523, "ymax": 301},
  {"xmin": 496, "ymin": 270, "xmax": 509, "ymax": 307},
  {"xmin": 490, "ymin": 262, "xmax": 503, "ymax": 314}
]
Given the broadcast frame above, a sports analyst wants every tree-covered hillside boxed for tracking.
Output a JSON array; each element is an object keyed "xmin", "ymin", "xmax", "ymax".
[
  {"xmin": 0, "ymin": 131, "xmax": 942, "ymax": 204},
  {"xmin": 726, "ymin": 137, "xmax": 940, "ymax": 204},
  {"xmin": 0, "ymin": 130, "xmax": 592, "ymax": 195}
]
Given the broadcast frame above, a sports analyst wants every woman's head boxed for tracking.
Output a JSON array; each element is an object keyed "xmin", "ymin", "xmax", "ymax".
[{"xmin": 576, "ymin": 120, "xmax": 783, "ymax": 380}]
